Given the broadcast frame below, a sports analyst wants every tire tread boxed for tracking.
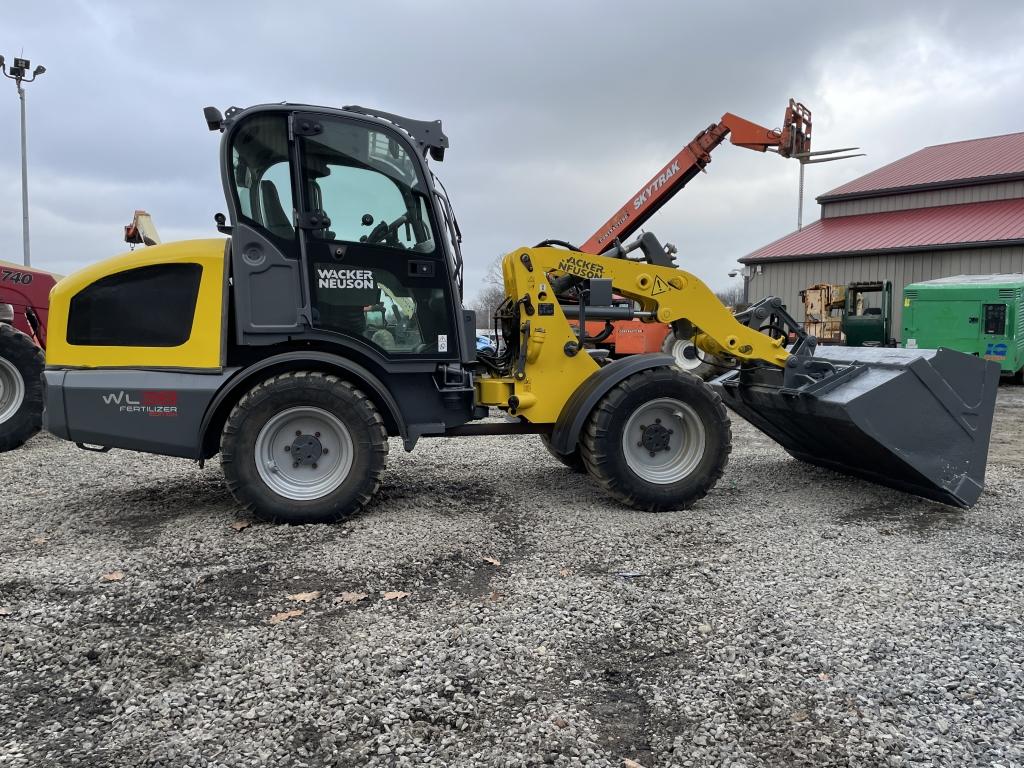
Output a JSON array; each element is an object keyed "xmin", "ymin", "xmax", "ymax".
[
  {"xmin": 0, "ymin": 323, "xmax": 45, "ymax": 452},
  {"xmin": 220, "ymin": 371, "xmax": 388, "ymax": 524},
  {"xmin": 580, "ymin": 367, "xmax": 732, "ymax": 511}
]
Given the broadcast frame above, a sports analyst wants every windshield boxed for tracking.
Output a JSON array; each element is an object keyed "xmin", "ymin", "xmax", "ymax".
[{"xmin": 302, "ymin": 120, "xmax": 436, "ymax": 253}]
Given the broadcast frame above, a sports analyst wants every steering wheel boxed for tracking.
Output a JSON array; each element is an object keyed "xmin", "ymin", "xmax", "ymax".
[{"xmin": 366, "ymin": 214, "xmax": 410, "ymax": 246}]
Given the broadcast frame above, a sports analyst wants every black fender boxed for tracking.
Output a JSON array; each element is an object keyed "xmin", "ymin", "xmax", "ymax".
[
  {"xmin": 199, "ymin": 351, "xmax": 407, "ymax": 458},
  {"xmin": 549, "ymin": 353, "xmax": 676, "ymax": 455}
]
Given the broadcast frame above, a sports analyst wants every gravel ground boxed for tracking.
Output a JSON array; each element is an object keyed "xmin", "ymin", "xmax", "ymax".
[{"xmin": 1, "ymin": 384, "xmax": 1022, "ymax": 767}]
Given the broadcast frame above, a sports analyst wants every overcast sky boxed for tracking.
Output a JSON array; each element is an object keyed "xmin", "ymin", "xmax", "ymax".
[{"xmin": 2, "ymin": 0, "xmax": 1022, "ymax": 299}]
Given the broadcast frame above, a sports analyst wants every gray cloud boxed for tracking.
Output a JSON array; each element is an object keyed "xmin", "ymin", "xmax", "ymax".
[{"xmin": 2, "ymin": 0, "xmax": 1022, "ymax": 295}]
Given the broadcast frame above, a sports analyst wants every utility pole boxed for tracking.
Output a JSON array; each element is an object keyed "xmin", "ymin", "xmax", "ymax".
[{"xmin": 1, "ymin": 55, "xmax": 46, "ymax": 267}]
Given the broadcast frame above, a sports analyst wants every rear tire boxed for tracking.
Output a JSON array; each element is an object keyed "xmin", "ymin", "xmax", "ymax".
[
  {"xmin": 220, "ymin": 371, "xmax": 388, "ymax": 524},
  {"xmin": 0, "ymin": 323, "xmax": 44, "ymax": 453},
  {"xmin": 540, "ymin": 433, "xmax": 586, "ymax": 473},
  {"xmin": 580, "ymin": 367, "xmax": 731, "ymax": 511}
]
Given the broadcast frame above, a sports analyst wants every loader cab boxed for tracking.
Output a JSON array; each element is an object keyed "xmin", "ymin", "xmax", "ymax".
[
  {"xmin": 841, "ymin": 281, "xmax": 894, "ymax": 347},
  {"xmin": 220, "ymin": 104, "xmax": 471, "ymax": 365}
]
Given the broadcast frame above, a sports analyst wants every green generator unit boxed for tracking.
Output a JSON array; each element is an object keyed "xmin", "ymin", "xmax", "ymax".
[{"xmin": 902, "ymin": 274, "xmax": 1024, "ymax": 381}]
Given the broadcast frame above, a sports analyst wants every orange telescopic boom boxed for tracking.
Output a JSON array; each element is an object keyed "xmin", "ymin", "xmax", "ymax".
[{"xmin": 579, "ymin": 99, "xmax": 811, "ymax": 254}]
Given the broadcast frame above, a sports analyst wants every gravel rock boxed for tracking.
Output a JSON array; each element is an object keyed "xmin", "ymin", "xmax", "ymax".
[{"xmin": 0, "ymin": 386, "xmax": 1022, "ymax": 766}]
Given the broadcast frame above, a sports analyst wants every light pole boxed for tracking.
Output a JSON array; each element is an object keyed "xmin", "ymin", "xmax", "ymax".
[
  {"xmin": 728, "ymin": 268, "xmax": 749, "ymax": 307},
  {"xmin": 1, "ymin": 55, "xmax": 46, "ymax": 267}
]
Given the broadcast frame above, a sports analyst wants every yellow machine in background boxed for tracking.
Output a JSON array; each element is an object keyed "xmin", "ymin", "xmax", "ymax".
[{"xmin": 800, "ymin": 283, "xmax": 848, "ymax": 344}]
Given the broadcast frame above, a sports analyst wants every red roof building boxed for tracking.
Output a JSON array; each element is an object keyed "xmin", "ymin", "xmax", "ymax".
[{"xmin": 739, "ymin": 132, "xmax": 1024, "ymax": 341}]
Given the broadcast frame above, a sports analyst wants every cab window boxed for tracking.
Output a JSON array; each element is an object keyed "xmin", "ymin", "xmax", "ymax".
[{"xmin": 230, "ymin": 115, "xmax": 296, "ymax": 240}]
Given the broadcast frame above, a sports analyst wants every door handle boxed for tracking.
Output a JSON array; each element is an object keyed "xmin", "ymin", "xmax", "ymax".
[{"xmin": 408, "ymin": 260, "xmax": 435, "ymax": 277}]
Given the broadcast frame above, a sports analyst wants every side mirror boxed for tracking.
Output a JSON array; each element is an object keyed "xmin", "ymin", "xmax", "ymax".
[
  {"xmin": 203, "ymin": 106, "xmax": 224, "ymax": 132},
  {"xmin": 361, "ymin": 214, "xmax": 374, "ymax": 226}
]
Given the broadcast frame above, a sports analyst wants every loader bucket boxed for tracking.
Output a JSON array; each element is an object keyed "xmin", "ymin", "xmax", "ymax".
[{"xmin": 709, "ymin": 347, "xmax": 999, "ymax": 508}]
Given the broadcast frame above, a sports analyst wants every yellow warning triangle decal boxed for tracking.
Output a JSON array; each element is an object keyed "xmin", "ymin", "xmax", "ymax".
[{"xmin": 651, "ymin": 275, "xmax": 671, "ymax": 296}]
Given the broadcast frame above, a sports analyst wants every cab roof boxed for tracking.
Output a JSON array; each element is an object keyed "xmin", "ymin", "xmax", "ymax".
[{"xmin": 206, "ymin": 102, "xmax": 449, "ymax": 161}]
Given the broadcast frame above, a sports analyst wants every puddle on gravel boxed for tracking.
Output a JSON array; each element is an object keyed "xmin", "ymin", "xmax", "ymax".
[
  {"xmin": 838, "ymin": 501, "xmax": 967, "ymax": 533},
  {"xmin": 575, "ymin": 640, "xmax": 693, "ymax": 765}
]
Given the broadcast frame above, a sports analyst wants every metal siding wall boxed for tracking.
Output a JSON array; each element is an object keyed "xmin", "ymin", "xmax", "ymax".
[
  {"xmin": 820, "ymin": 180, "xmax": 1024, "ymax": 218},
  {"xmin": 743, "ymin": 246, "xmax": 1024, "ymax": 342}
]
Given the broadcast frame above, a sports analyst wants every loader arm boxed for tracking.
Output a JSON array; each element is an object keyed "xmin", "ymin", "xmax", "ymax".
[
  {"xmin": 579, "ymin": 99, "xmax": 811, "ymax": 255},
  {"xmin": 475, "ymin": 243, "xmax": 790, "ymax": 424},
  {"xmin": 540, "ymin": 250, "xmax": 790, "ymax": 368}
]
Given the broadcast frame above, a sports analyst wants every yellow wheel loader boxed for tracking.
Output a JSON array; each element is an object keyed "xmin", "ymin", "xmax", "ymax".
[{"xmin": 42, "ymin": 103, "xmax": 999, "ymax": 523}]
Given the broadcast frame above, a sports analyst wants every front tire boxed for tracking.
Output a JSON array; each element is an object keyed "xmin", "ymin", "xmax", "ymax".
[
  {"xmin": 540, "ymin": 433, "xmax": 586, "ymax": 473},
  {"xmin": 220, "ymin": 372, "xmax": 388, "ymax": 524},
  {"xmin": 0, "ymin": 323, "xmax": 44, "ymax": 453},
  {"xmin": 580, "ymin": 367, "xmax": 731, "ymax": 511}
]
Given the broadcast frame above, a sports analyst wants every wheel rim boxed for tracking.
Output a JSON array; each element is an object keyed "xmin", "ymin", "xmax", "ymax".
[
  {"xmin": 254, "ymin": 406, "xmax": 355, "ymax": 501},
  {"xmin": 621, "ymin": 397, "xmax": 707, "ymax": 484},
  {"xmin": 0, "ymin": 356, "xmax": 25, "ymax": 426},
  {"xmin": 669, "ymin": 339, "xmax": 704, "ymax": 372}
]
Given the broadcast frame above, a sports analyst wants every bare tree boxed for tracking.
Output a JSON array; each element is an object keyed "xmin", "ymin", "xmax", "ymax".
[
  {"xmin": 474, "ymin": 284, "xmax": 508, "ymax": 325},
  {"xmin": 714, "ymin": 281, "xmax": 745, "ymax": 309},
  {"xmin": 471, "ymin": 255, "xmax": 507, "ymax": 326}
]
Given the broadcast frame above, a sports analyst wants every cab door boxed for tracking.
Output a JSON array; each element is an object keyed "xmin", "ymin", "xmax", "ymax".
[
  {"xmin": 225, "ymin": 111, "xmax": 307, "ymax": 341},
  {"xmin": 293, "ymin": 114, "xmax": 459, "ymax": 363}
]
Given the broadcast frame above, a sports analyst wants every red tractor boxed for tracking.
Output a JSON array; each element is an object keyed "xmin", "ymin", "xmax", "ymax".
[
  {"xmin": 0, "ymin": 211, "xmax": 156, "ymax": 451},
  {"xmin": 0, "ymin": 260, "xmax": 55, "ymax": 451}
]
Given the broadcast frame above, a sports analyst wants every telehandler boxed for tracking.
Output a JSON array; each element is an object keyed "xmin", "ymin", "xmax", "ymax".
[{"xmin": 42, "ymin": 103, "xmax": 999, "ymax": 523}]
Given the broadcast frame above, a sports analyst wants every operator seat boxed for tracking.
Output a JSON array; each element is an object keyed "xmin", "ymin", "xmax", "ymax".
[{"xmin": 259, "ymin": 181, "xmax": 294, "ymax": 240}]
